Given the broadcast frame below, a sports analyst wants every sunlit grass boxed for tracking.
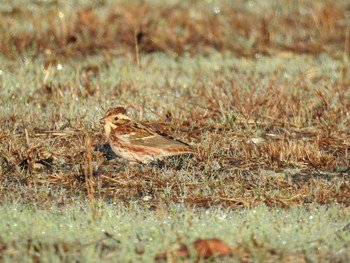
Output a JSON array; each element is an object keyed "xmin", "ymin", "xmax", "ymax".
[{"xmin": 0, "ymin": 202, "xmax": 349, "ymax": 262}]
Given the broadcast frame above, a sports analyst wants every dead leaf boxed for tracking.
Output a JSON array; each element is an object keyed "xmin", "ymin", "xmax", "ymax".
[
  {"xmin": 155, "ymin": 238, "xmax": 232, "ymax": 261},
  {"xmin": 193, "ymin": 238, "xmax": 232, "ymax": 258}
]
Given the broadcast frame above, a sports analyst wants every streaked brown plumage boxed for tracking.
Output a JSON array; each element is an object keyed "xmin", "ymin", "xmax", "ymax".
[{"xmin": 100, "ymin": 107, "xmax": 195, "ymax": 164}]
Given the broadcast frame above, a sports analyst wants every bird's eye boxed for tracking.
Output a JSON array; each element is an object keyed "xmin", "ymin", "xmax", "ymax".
[{"xmin": 114, "ymin": 117, "xmax": 119, "ymax": 121}]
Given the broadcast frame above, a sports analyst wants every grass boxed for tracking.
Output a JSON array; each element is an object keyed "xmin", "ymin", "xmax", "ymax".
[
  {"xmin": 0, "ymin": 0, "xmax": 349, "ymax": 59},
  {"xmin": 0, "ymin": 0, "xmax": 350, "ymax": 261},
  {"xmin": 0, "ymin": 203, "xmax": 349, "ymax": 262},
  {"xmin": 1, "ymin": 53, "xmax": 349, "ymax": 208}
]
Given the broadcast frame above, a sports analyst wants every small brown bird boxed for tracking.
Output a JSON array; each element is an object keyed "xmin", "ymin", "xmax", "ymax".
[{"xmin": 100, "ymin": 107, "xmax": 195, "ymax": 164}]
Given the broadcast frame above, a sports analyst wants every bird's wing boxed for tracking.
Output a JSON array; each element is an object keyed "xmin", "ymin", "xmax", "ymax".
[{"xmin": 116, "ymin": 121, "xmax": 193, "ymax": 150}]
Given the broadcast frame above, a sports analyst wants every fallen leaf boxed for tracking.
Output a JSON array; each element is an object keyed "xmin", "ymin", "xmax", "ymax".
[
  {"xmin": 194, "ymin": 238, "xmax": 232, "ymax": 258},
  {"xmin": 155, "ymin": 238, "xmax": 232, "ymax": 261}
]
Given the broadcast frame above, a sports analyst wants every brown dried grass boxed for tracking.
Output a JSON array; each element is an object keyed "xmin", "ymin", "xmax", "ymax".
[
  {"xmin": 0, "ymin": 0, "xmax": 349, "ymax": 209},
  {"xmin": 0, "ymin": 1, "xmax": 349, "ymax": 59}
]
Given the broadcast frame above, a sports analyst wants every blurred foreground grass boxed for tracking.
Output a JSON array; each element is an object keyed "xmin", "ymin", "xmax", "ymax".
[{"xmin": 1, "ymin": 203, "xmax": 349, "ymax": 262}]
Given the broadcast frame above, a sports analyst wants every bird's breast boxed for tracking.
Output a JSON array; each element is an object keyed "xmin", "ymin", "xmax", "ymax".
[{"xmin": 103, "ymin": 123, "xmax": 112, "ymax": 138}]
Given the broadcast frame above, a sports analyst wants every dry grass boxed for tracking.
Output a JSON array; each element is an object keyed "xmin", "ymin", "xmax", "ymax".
[
  {"xmin": 1, "ymin": 60, "xmax": 349, "ymax": 208},
  {"xmin": 0, "ymin": 0, "xmax": 349, "ymax": 60}
]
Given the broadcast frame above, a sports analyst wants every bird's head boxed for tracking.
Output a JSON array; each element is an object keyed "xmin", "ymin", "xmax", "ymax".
[{"xmin": 100, "ymin": 107, "xmax": 131, "ymax": 128}]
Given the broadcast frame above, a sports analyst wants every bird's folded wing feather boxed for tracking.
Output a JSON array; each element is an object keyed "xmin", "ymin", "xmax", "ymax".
[{"xmin": 120, "ymin": 122, "xmax": 193, "ymax": 150}]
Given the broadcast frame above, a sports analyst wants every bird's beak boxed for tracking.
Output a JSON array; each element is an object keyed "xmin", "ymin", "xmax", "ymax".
[{"xmin": 100, "ymin": 118, "xmax": 106, "ymax": 125}]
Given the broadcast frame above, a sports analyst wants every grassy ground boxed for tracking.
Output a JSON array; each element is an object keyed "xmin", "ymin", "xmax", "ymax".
[
  {"xmin": 0, "ymin": 0, "xmax": 350, "ymax": 262},
  {"xmin": 0, "ymin": 203, "xmax": 349, "ymax": 262}
]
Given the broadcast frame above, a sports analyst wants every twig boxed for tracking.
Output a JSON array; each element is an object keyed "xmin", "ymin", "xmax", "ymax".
[
  {"xmin": 134, "ymin": 27, "xmax": 140, "ymax": 68},
  {"xmin": 84, "ymin": 134, "xmax": 96, "ymax": 220}
]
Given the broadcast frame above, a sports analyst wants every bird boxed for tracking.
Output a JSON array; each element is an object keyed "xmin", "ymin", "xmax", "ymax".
[{"xmin": 100, "ymin": 107, "xmax": 195, "ymax": 164}]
